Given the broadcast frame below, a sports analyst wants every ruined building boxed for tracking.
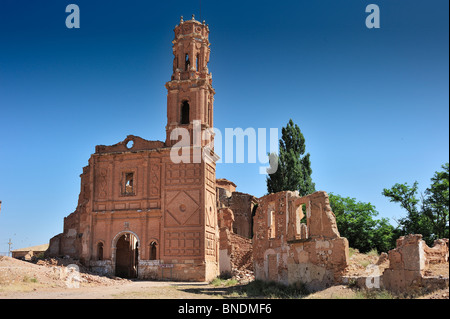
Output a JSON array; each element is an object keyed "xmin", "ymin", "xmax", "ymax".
[
  {"xmin": 47, "ymin": 16, "xmax": 220, "ymax": 281},
  {"xmin": 381, "ymin": 234, "xmax": 448, "ymax": 293},
  {"xmin": 216, "ymin": 178, "xmax": 257, "ymax": 238},
  {"xmin": 253, "ymin": 191, "xmax": 349, "ymax": 291}
]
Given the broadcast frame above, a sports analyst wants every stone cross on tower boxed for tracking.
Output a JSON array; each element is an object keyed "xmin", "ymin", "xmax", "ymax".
[{"xmin": 165, "ymin": 15, "xmax": 215, "ymax": 148}]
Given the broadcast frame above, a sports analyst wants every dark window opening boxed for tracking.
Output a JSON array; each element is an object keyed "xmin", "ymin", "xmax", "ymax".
[
  {"xmin": 196, "ymin": 53, "xmax": 199, "ymax": 71},
  {"xmin": 181, "ymin": 101, "xmax": 190, "ymax": 124},
  {"xmin": 185, "ymin": 53, "xmax": 190, "ymax": 71},
  {"xmin": 149, "ymin": 241, "xmax": 157, "ymax": 260},
  {"xmin": 97, "ymin": 242, "xmax": 103, "ymax": 260}
]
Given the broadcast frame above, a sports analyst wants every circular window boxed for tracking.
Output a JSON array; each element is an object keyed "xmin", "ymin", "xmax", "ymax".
[{"xmin": 126, "ymin": 140, "xmax": 134, "ymax": 149}]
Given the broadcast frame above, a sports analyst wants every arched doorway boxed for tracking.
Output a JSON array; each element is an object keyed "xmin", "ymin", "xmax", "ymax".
[{"xmin": 113, "ymin": 232, "xmax": 139, "ymax": 278}]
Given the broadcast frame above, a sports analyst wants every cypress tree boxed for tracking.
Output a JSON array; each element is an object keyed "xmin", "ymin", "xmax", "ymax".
[{"xmin": 266, "ymin": 119, "xmax": 315, "ymax": 196}]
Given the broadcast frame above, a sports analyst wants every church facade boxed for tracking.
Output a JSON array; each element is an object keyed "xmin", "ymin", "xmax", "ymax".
[{"xmin": 47, "ymin": 16, "xmax": 220, "ymax": 281}]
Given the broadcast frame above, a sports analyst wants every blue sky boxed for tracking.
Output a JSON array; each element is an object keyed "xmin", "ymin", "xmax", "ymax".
[{"xmin": 0, "ymin": 0, "xmax": 448, "ymax": 253}]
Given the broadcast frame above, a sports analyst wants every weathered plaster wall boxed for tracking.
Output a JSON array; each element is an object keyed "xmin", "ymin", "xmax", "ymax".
[{"xmin": 253, "ymin": 190, "xmax": 349, "ymax": 291}]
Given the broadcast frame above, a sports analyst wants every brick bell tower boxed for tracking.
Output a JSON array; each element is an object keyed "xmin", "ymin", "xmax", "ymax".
[{"xmin": 165, "ymin": 15, "xmax": 215, "ymax": 148}]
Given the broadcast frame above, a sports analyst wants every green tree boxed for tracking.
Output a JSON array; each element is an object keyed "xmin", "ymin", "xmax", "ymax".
[
  {"xmin": 329, "ymin": 193, "xmax": 397, "ymax": 253},
  {"xmin": 373, "ymin": 218, "xmax": 401, "ymax": 253},
  {"xmin": 423, "ymin": 163, "xmax": 449, "ymax": 239},
  {"xmin": 266, "ymin": 119, "xmax": 315, "ymax": 196},
  {"xmin": 382, "ymin": 163, "xmax": 449, "ymax": 245},
  {"xmin": 382, "ymin": 182, "xmax": 434, "ymax": 244}
]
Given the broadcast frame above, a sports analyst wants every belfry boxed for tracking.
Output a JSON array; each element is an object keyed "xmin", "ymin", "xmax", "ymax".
[{"xmin": 165, "ymin": 15, "xmax": 215, "ymax": 148}]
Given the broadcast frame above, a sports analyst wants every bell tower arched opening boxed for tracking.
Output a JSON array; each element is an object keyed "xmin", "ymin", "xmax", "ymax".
[{"xmin": 181, "ymin": 100, "xmax": 190, "ymax": 124}]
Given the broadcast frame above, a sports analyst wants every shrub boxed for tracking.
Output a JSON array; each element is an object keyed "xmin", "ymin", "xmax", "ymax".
[{"xmin": 242, "ymin": 280, "xmax": 309, "ymax": 298}]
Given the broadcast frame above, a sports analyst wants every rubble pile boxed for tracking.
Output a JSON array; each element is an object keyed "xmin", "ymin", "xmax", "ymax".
[
  {"xmin": 0, "ymin": 255, "xmax": 129, "ymax": 291},
  {"xmin": 229, "ymin": 232, "xmax": 254, "ymax": 282}
]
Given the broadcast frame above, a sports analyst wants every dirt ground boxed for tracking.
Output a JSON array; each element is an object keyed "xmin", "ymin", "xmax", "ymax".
[
  {"xmin": 0, "ymin": 280, "xmax": 225, "ymax": 299},
  {"xmin": 0, "ymin": 255, "xmax": 448, "ymax": 299},
  {"xmin": 0, "ymin": 256, "xmax": 225, "ymax": 299}
]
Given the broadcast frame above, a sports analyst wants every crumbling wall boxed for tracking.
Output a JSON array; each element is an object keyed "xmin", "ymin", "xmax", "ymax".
[
  {"xmin": 382, "ymin": 234, "xmax": 449, "ymax": 293},
  {"xmin": 424, "ymin": 238, "xmax": 449, "ymax": 266},
  {"xmin": 218, "ymin": 207, "xmax": 253, "ymax": 278},
  {"xmin": 229, "ymin": 192, "xmax": 257, "ymax": 238},
  {"xmin": 46, "ymin": 164, "xmax": 91, "ymax": 260},
  {"xmin": 218, "ymin": 207, "xmax": 234, "ymax": 232},
  {"xmin": 216, "ymin": 179, "xmax": 257, "ymax": 239},
  {"xmin": 219, "ymin": 228, "xmax": 233, "ymax": 275},
  {"xmin": 46, "ymin": 211, "xmax": 81, "ymax": 258},
  {"xmin": 218, "ymin": 207, "xmax": 234, "ymax": 275},
  {"xmin": 216, "ymin": 179, "xmax": 236, "ymax": 196},
  {"xmin": 253, "ymin": 190, "xmax": 349, "ymax": 291}
]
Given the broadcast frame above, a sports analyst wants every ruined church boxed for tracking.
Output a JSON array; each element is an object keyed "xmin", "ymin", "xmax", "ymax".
[
  {"xmin": 45, "ymin": 17, "xmax": 450, "ymax": 294},
  {"xmin": 47, "ymin": 17, "xmax": 353, "ymax": 288},
  {"xmin": 47, "ymin": 16, "xmax": 221, "ymax": 281}
]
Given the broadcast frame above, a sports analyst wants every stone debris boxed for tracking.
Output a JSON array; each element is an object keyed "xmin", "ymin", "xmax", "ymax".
[
  {"xmin": 0, "ymin": 256, "xmax": 129, "ymax": 290},
  {"xmin": 229, "ymin": 232, "xmax": 254, "ymax": 283}
]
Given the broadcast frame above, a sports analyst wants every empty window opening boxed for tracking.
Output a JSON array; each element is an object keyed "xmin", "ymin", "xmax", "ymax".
[
  {"xmin": 181, "ymin": 101, "xmax": 190, "ymax": 124},
  {"xmin": 268, "ymin": 210, "xmax": 276, "ymax": 239},
  {"xmin": 295, "ymin": 204, "xmax": 305, "ymax": 235},
  {"xmin": 295, "ymin": 204, "xmax": 308, "ymax": 239},
  {"xmin": 126, "ymin": 140, "xmax": 134, "ymax": 149},
  {"xmin": 97, "ymin": 242, "xmax": 103, "ymax": 260},
  {"xmin": 185, "ymin": 53, "xmax": 190, "ymax": 71},
  {"xmin": 196, "ymin": 53, "xmax": 199, "ymax": 71},
  {"xmin": 149, "ymin": 241, "xmax": 157, "ymax": 260},
  {"xmin": 125, "ymin": 173, "xmax": 134, "ymax": 195}
]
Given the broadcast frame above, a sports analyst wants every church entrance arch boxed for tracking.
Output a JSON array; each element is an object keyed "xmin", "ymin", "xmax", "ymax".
[{"xmin": 112, "ymin": 231, "xmax": 140, "ymax": 278}]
